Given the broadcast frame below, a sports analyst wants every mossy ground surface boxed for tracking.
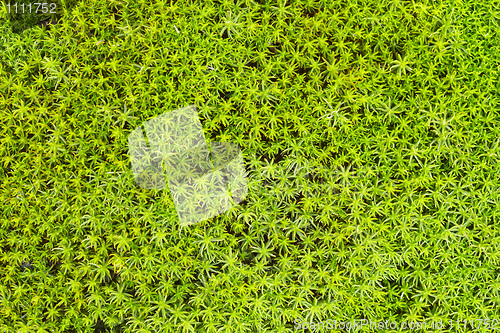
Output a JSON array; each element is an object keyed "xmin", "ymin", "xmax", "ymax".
[{"xmin": 1, "ymin": 0, "xmax": 500, "ymax": 332}]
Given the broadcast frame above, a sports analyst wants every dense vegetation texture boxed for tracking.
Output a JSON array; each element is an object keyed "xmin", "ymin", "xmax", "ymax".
[{"xmin": 1, "ymin": 0, "xmax": 500, "ymax": 331}]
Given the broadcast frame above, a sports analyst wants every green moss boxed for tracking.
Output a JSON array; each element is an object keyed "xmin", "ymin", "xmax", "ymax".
[{"xmin": 1, "ymin": 0, "xmax": 500, "ymax": 332}]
